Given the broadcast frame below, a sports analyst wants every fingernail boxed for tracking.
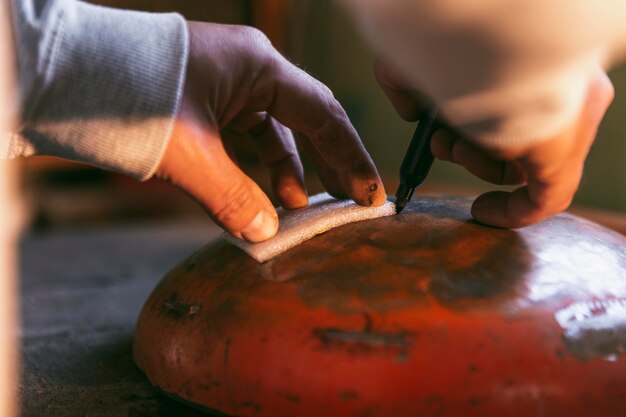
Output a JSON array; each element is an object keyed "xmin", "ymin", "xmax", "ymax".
[{"xmin": 241, "ymin": 210, "xmax": 278, "ymax": 242}]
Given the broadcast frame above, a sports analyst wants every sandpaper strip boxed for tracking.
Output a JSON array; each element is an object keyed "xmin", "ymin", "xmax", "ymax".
[{"xmin": 224, "ymin": 192, "xmax": 396, "ymax": 263}]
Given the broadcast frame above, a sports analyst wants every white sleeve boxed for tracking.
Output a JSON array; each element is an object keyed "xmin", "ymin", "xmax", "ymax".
[
  {"xmin": 5, "ymin": 0, "xmax": 188, "ymax": 180},
  {"xmin": 341, "ymin": 0, "xmax": 626, "ymax": 148}
]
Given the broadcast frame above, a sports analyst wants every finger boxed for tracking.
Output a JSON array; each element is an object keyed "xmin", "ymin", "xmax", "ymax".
[
  {"xmin": 431, "ymin": 130, "xmax": 527, "ymax": 185},
  {"xmin": 161, "ymin": 115, "xmax": 278, "ymax": 242},
  {"xmin": 228, "ymin": 110, "xmax": 267, "ymax": 133},
  {"xmin": 429, "ymin": 129, "xmax": 456, "ymax": 162},
  {"xmin": 471, "ymin": 158, "xmax": 584, "ymax": 228},
  {"xmin": 471, "ymin": 180, "xmax": 578, "ymax": 229},
  {"xmin": 471, "ymin": 142, "xmax": 582, "ymax": 229},
  {"xmin": 247, "ymin": 114, "xmax": 309, "ymax": 209},
  {"xmin": 256, "ymin": 56, "xmax": 387, "ymax": 206},
  {"xmin": 374, "ymin": 57, "xmax": 426, "ymax": 122},
  {"xmin": 471, "ymin": 69, "xmax": 614, "ymax": 228},
  {"xmin": 228, "ymin": 110, "xmax": 309, "ymax": 208},
  {"xmin": 297, "ymin": 135, "xmax": 348, "ymax": 200}
]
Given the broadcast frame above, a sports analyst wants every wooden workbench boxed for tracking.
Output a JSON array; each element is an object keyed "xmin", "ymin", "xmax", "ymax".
[{"xmin": 19, "ymin": 220, "xmax": 224, "ymax": 416}]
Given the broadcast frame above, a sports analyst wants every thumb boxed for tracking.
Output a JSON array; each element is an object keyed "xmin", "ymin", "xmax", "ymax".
[{"xmin": 157, "ymin": 119, "xmax": 278, "ymax": 242}]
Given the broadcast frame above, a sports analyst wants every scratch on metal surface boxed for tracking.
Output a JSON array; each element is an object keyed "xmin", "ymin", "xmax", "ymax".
[{"xmin": 313, "ymin": 327, "xmax": 413, "ymax": 349}]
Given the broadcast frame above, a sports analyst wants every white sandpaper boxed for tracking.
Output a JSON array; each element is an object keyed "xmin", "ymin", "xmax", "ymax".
[{"xmin": 224, "ymin": 192, "xmax": 396, "ymax": 263}]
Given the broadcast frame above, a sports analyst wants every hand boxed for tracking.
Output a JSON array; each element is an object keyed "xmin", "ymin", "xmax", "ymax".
[
  {"xmin": 375, "ymin": 58, "xmax": 614, "ymax": 228},
  {"xmin": 157, "ymin": 23, "xmax": 386, "ymax": 242}
]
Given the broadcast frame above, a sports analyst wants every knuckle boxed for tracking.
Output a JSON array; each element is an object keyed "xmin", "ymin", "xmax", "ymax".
[
  {"xmin": 235, "ymin": 25, "xmax": 270, "ymax": 45},
  {"xmin": 317, "ymin": 83, "xmax": 342, "ymax": 115},
  {"xmin": 318, "ymin": 81, "xmax": 335, "ymax": 100},
  {"xmin": 231, "ymin": 26, "xmax": 276, "ymax": 65},
  {"xmin": 221, "ymin": 27, "xmax": 281, "ymax": 98},
  {"xmin": 239, "ymin": 26, "xmax": 274, "ymax": 55}
]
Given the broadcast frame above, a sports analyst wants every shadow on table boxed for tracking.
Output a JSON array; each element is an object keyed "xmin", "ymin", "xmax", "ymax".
[{"xmin": 21, "ymin": 329, "xmax": 221, "ymax": 417}]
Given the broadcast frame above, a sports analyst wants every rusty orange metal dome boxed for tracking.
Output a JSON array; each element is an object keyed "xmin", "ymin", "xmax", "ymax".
[{"xmin": 134, "ymin": 197, "xmax": 626, "ymax": 417}]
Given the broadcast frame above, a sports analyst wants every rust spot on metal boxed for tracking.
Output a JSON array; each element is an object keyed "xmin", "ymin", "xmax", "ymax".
[
  {"xmin": 237, "ymin": 400, "xmax": 262, "ymax": 414},
  {"xmin": 362, "ymin": 312, "xmax": 373, "ymax": 332},
  {"xmin": 274, "ymin": 390, "xmax": 300, "ymax": 403},
  {"xmin": 285, "ymin": 393, "xmax": 300, "ymax": 403},
  {"xmin": 468, "ymin": 396, "xmax": 484, "ymax": 407},
  {"xmin": 340, "ymin": 390, "xmax": 360, "ymax": 401},
  {"xmin": 161, "ymin": 293, "xmax": 202, "ymax": 320},
  {"xmin": 223, "ymin": 337, "xmax": 232, "ymax": 369},
  {"xmin": 422, "ymin": 395, "xmax": 446, "ymax": 417}
]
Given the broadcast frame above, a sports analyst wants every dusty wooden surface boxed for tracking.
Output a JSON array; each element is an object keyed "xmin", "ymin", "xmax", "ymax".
[{"xmin": 19, "ymin": 221, "xmax": 224, "ymax": 417}]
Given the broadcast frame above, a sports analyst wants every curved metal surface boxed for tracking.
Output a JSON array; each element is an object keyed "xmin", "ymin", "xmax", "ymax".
[{"xmin": 134, "ymin": 197, "xmax": 626, "ymax": 417}]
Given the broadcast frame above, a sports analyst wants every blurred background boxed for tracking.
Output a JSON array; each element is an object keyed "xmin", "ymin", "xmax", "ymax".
[{"xmin": 19, "ymin": 0, "xmax": 626, "ymax": 233}]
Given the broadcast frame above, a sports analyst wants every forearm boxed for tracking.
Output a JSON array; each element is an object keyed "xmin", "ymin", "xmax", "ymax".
[{"xmin": 6, "ymin": 0, "xmax": 188, "ymax": 180}]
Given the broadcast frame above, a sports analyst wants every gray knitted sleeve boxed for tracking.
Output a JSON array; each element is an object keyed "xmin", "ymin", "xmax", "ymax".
[{"xmin": 5, "ymin": 0, "xmax": 188, "ymax": 180}]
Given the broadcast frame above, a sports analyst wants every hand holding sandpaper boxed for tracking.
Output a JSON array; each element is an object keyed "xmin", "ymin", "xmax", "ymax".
[
  {"xmin": 375, "ymin": 58, "xmax": 614, "ymax": 228},
  {"xmin": 157, "ymin": 22, "xmax": 386, "ymax": 243}
]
